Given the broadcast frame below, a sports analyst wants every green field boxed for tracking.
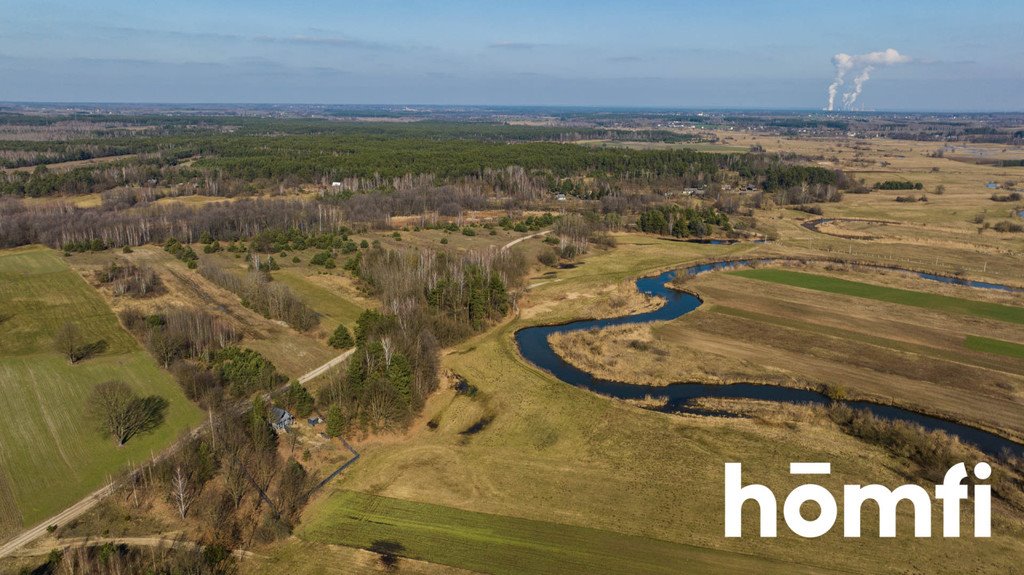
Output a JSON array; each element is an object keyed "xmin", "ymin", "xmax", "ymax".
[
  {"xmin": 729, "ymin": 268, "xmax": 1024, "ymax": 324},
  {"xmin": 0, "ymin": 247, "xmax": 201, "ymax": 535},
  {"xmin": 270, "ymin": 267, "xmax": 365, "ymax": 333},
  {"xmin": 299, "ymin": 490, "xmax": 831, "ymax": 575},
  {"xmin": 965, "ymin": 335, "xmax": 1024, "ymax": 359}
]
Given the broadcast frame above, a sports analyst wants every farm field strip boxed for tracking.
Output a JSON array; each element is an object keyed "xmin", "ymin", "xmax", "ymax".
[
  {"xmin": 709, "ymin": 305, "xmax": 1024, "ymax": 373},
  {"xmin": 299, "ymin": 490, "xmax": 839, "ymax": 575},
  {"xmin": 965, "ymin": 335, "xmax": 1024, "ymax": 359},
  {"xmin": 728, "ymin": 268, "xmax": 1024, "ymax": 324}
]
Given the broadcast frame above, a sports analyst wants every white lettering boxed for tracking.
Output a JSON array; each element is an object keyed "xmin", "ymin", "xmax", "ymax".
[{"xmin": 724, "ymin": 461, "xmax": 992, "ymax": 539}]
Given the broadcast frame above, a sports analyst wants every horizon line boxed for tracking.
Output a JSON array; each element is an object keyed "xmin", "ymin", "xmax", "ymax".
[{"xmin": 2, "ymin": 101, "xmax": 1022, "ymax": 115}]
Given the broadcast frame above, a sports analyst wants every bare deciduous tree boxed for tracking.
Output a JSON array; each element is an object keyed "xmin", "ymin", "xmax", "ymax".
[
  {"xmin": 53, "ymin": 321, "xmax": 79, "ymax": 363},
  {"xmin": 380, "ymin": 336, "xmax": 394, "ymax": 368},
  {"xmin": 171, "ymin": 465, "xmax": 196, "ymax": 519},
  {"xmin": 88, "ymin": 380, "xmax": 168, "ymax": 446}
]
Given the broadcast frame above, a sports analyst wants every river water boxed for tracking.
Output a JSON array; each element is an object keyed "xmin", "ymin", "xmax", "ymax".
[{"xmin": 514, "ymin": 261, "xmax": 1024, "ymax": 459}]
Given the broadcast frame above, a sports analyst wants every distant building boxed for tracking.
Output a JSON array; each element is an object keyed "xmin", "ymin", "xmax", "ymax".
[
  {"xmin": 331, "ymin": 182, "xmax": 343, "ymax": 187},
  {"xmin": 270, "ymin": 407, "xmax": 294, "ymax": 430},
  {"xmin": 555, "ymin": 193, "xmax": 567, "ymax": 201}
]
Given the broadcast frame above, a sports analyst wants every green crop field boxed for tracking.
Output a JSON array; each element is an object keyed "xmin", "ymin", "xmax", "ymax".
[
  {"xmin": 729, "ymin": 268, "xmax": 1024, "ymax": 324},
  {"xmin": 965, "ymin": 335, "xmax": 1024, "ymax": 359},
  {"xmin": 0, "ymin": 247, "xmax": 201, "ymax": 535},
  {"xmin": 299, "ymin": 490, "xmax": 832, "ymax": 575}
]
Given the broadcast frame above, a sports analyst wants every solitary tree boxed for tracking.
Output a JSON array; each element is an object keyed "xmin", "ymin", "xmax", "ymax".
[
  {"xmin": 88, "ymin": 380, "xmax": 168, "ymax": 446},
  {"xmin": 54, "ymin": 322, "xmax": 80, "ymax": 363}
]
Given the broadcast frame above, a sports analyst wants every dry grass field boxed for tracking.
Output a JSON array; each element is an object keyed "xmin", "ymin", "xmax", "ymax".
[
  {"xmin": 251, "ymin": 233, "xmax": 1024, "ymax": 575},
  {"xmin": 67, "ymin": 246, "xmax": 338, "ymax": 378},
  {"xmin": 550, "ymin": 260, "xmax": 1024, "ymax": 441}
]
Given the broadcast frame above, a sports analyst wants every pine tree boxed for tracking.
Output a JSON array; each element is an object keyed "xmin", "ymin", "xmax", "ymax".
[
  {"xmin": 326, "ymin": 404, "xmax": 347, "ymax": 438},
  {"xmin": 328, "ymin": 325, "xmax": 354, "ymax": 350}
]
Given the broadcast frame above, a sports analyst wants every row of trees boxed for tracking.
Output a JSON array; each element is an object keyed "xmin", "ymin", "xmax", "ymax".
[
  {"xmin": 0, "ymin": 197, "xmax": 347, "ymax": 249},
  {"xmin": 874, "ymin": 180, "xmax": 924, "ymax": 190},
  {"xmin": 198, "ymin": 260, "xmax": 319, "ymax": 332},
  {"xmin": 27, "ymin": 542, "xmax": 234, "ymax": 574}
]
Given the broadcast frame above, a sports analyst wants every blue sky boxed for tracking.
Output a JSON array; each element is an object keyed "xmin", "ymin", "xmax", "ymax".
[{"xmin": 1, "ymin": 0, "xmax": 1021, "ymax": 110}]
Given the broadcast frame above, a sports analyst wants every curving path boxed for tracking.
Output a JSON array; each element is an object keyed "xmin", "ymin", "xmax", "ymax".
[
  {"xmin": 502, "ymin": 229, "xmax": 552, "ymax": 251},
  {"xmin": 6, "ymin": 534, "xmax": 258, "ymax": 560},
  {"xmin": 515, "ymin": 258, "xmax": 1024, "ymax": 459}
]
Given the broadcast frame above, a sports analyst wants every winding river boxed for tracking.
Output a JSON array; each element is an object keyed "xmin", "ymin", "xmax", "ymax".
[{"xmin": 515, "ymin": 260, "xmax": 1024, "ymax": 459}]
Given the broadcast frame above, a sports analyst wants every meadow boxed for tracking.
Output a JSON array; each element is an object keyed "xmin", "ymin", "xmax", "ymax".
[
  {"xmin": 252, "ymin": 235, "xmax": 1024, "ymax": 575},
  {"xmin": 0, "ymin": 247, "xmax": 201, "ymax": 537}
]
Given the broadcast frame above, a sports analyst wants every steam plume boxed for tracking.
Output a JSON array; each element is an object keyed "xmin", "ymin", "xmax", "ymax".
[{"xmin": 825, "ymin": 48, "xmax": 910, "ymax": 111}]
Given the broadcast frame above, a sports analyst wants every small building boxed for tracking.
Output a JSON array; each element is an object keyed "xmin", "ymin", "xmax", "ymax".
[
  {"xmin": 270, "ymin": 407, "xmax": 294, "ymax": 431},
  {"xmin": 331, "ymin": 181, "xmax": 343, "ymax": 188},
  {"xmin": 555, "ymin": 193, "xmax": 567, "ymax": 201}
]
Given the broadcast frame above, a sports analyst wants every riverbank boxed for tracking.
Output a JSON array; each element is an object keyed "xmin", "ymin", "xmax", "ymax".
[{"xmin": 522, "ymin": 259, "xmax": 1024, "ymax": 453}]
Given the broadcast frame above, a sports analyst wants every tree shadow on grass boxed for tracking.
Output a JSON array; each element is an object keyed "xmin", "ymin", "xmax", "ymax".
[
  {"xmin": 369, "ymin": 540, "xmax": 406, "ymax": 570},
  {"xmin": 72, "ymin": 339, "xmax": 108, "ymax": 363}
]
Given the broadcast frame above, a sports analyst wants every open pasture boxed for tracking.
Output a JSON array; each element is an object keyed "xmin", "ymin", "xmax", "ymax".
[{"xmin": 0, "ymin": 247, "xmax": 200, "ymax": 534}]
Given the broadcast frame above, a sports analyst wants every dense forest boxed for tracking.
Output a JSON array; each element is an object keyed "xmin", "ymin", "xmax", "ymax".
[{"xmin": 1, "ymin": 115, "xmax": 846, "ymax": 200}]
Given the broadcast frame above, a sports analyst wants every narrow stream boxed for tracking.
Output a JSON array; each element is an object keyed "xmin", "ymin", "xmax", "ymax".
[{"xmin": 515, "ymin": 260, "xmax": 1024, "ymax": 459}]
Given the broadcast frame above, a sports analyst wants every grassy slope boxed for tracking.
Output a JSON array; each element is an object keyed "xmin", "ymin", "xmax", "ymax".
[
  {"xmin": 729, "ymin": 268, "xmax": 1024, "ymax": 324},
  {"xmin": 270, "ymin": 267, "xmax": 366, "ymax": 334},
  {"xmin": 285, "ymin": 235, "xmax": 1024, "ymax": 575},
  {"xmin": 0, "ymin": 247, "xmax": 201, "ymax": 531}
]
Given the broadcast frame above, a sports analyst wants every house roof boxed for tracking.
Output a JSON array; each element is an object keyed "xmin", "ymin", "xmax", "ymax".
[{"xmin": 271, "ymin": 407, "xmax": 292, "ymax": 423}]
